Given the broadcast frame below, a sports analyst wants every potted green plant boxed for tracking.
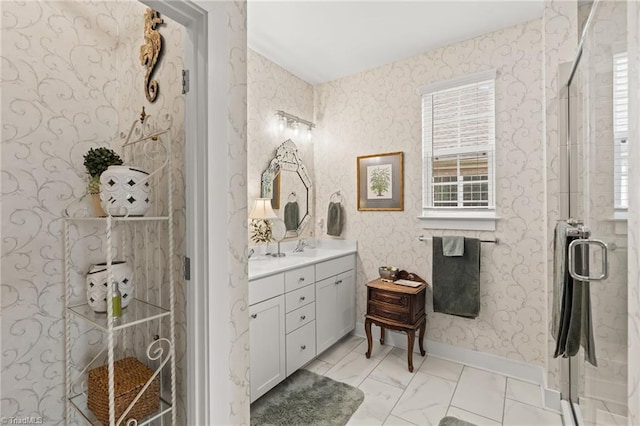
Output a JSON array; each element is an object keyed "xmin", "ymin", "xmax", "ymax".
[{"xmin": 83, "ymin": 147, "xmax": 123, "ymax": 216}]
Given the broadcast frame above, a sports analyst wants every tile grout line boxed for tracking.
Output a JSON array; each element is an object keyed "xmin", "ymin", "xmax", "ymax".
[
  {"xmin": 448, "ymin": 405, "xmax": 504, "ymax": 425},
  {"xmin": 445, "ymin": 364, "xmax": 464, "ymax": 418},
  {"xmin": 353, "ymin": 339, "xmax": 404, "ymax": 425},
  {"xmin": 501, "ymin": 373, "xmax": 508, "ymax": 425},
  {"xmin": 381, "ymin": 357, "xmax": 422, "ymax": 426}
]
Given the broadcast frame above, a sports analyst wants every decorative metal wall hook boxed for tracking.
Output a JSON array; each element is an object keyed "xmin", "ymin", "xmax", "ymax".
[{"xmin": 140, "ymin": 8, "xmax": 164, "ymax": 103}]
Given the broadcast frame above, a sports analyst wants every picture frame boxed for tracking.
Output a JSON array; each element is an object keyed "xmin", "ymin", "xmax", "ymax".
[{"xmin": 357, "ymin": 151, "xmax": 404, "ymax": 211}]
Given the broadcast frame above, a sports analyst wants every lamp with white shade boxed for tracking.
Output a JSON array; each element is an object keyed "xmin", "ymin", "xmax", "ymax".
[
  {"xmin": 249, "ymin": 198, "xmax": 287, "ymax": 257},
  {"xmin": 249, "ymin": 198, "xmax": 277, "ymax": 221}
]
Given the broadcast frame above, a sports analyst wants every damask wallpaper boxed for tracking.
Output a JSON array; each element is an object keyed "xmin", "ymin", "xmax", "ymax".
[
  {"xmin": 226, "ymin": 2, "xmax": 250, "ymax": 423},
  {"xmin": 313, "ymin": 19, "xmax": 547, "ymax": 366},
  {"xmin": 1, "ymin": 1, "xmax": 186, "ymax": 423},
  {"xmin": 247, "ymin": 49, "xmax": 315, "ymax": 241}
]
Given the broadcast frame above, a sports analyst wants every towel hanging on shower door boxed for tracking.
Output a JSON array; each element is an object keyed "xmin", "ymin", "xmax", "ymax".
[{"xmin": 552, "ymin": 222, "xmax": 597, "ymax": 366}]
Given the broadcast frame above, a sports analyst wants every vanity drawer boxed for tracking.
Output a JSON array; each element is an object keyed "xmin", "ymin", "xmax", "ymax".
[
  {"xmin": 286, "ymin": 321, "xmax": 316, "ymax": 376},
  {"xmin": 286, "ymin": 303, "xmax": 316, "ymax": 334},
  {"xmin": 285, "ymin": 266, "xmax": 315, "ymax": 292},
  {"xmin": 316, "ymin": 255, "xmax": 355, "ymax": 281},
  {"xmin": 368, "ymin": 301, "xmax": 411, "ymax": 324},
  {"xmin": 370, "ymin": 288, "xmax": 410, "ymax": 310},
  {"xmin": 285, "ymin": 284, "xmax": 315, "ymax": 313},
  {"xmin": 249, "ymin": 273, "xmax": 285, "ymax": 306}
]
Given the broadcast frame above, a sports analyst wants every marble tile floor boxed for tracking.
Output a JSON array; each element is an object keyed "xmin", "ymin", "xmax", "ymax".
[{"xmin": 304, "ymin": 335, "xmax": 563, "ymax": 426}]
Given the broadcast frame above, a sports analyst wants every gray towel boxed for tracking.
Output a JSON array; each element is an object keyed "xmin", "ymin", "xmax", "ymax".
[
  {"xmin": 553, "ymin": 231, "xmax": 597, "ymax": 366},
  {"xmin": 552, "ymin": 222, "xmax": 571, "ymax": 339},
  {"xmin": 432, "ymin": 237, "xmax": 480, "ymax": 318},
  {"xmin": 284, "ymin": 201, "xmax": 299, "ymax": 231},
  {"xmin": 327, "ymin": 202, "xmax": 344, "ymax": 236},
  {"xmin": 442, "ymin": 236, "xmax": 464, "ymax": 256}
]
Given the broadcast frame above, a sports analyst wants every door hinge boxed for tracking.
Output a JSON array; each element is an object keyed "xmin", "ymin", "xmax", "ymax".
[
  {"xmin": 182, "ymin": 69, "xmax": 190, "ymax": 94},
  {"xmin": 184, "ymin": 256, "xmax": 191, "ymax": 280}
]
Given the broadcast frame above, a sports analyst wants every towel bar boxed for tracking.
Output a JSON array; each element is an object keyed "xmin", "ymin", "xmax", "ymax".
[{"xmin": 418, "ymin": 235, "xmax": 499, "ymax": 244}]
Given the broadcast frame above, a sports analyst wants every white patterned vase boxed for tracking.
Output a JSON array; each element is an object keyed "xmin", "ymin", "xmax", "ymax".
[
  {"xmin": 86, "ymin": 261, "xmax": 134, "ymax": 313},
  {"xmin": 100, "ymin": 166, "xmax": 151, "ymax": 216}
]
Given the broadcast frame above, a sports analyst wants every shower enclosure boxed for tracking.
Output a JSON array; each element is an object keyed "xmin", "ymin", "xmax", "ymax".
[{"xmin": 562, "ymin": 1, "xmax": 629, "ymax": 424}]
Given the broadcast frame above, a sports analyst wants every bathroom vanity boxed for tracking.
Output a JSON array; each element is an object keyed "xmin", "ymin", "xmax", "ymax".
[{"xmin": 248, "ymin": 240, "xmax": 357, "ymax": 402}]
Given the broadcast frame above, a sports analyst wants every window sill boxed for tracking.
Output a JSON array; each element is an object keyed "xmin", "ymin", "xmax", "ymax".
[
  {"xmin": 418, "ymin": 210, "xmax": 499, "ymax": 231},
  {"xmin": 608, "ymin": 209, "xmax": 627, "ymax": 235}
]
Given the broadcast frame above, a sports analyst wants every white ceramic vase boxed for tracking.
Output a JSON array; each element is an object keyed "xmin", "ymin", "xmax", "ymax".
[
  {"xmin": 86, "ymin": 261, "xmax": 134, "ymax": 313},
  {"xmin": 100, "ymin": 166, "xmax": 151, "ymax": 216}
]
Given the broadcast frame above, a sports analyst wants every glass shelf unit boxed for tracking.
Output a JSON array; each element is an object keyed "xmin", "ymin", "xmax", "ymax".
[
  {"xmin": 68, "ymin": 299, "xmax": 170, "ymax": 332},
  {"xmin": 69, "ymin": 393, "xmax": 172, "ymax": 426}
]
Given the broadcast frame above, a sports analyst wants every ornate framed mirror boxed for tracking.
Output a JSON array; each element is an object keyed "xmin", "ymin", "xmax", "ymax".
[{"xmin": 261, "ymin": 140, "xmax": 312, "ymax": 238}]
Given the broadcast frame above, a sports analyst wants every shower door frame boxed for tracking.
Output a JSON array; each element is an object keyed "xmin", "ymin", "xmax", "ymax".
[{"xmin": 559, "ymin": 1, "xmax": 630, "ymax": 424}]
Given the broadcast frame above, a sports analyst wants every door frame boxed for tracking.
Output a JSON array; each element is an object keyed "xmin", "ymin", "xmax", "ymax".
[{"xmin": 140, "ymin": 1, "xmax": 235, "ymax": 424}]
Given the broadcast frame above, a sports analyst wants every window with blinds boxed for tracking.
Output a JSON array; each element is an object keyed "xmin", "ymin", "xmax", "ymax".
[
  {"xmin": 421, "ymin": 70, "xmax": 496, "ymax": 210},
  {"xmin": 613, "ymin": 52, "xmax": 628, "ymax": 209}
]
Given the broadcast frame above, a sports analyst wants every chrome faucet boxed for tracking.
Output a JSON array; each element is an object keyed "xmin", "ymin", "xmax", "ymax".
[{"xmin": 293, "ymin": 238, "xmax": 308, "ymax": 253}]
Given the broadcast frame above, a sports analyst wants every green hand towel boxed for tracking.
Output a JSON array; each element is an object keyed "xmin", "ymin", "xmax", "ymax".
[
  {"xmin": 284, "ymin": 201, "xmax": 299, "ymax": 231},
  {"xmin": 432, "ymin": 237, "xmax": 480, "ymax": 318},
  {"xmin": 327, "ymin": 202, "xmax": 343, "ymax": 236}
]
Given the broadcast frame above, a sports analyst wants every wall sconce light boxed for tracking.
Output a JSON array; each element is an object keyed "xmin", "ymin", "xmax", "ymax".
[{"xmin": 275, "ymin": 110, "xmax": 316, "ymax": 140}]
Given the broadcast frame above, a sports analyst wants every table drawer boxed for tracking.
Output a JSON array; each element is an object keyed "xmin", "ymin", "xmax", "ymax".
[
  {"xmin": 286, "ymin": 321, "xmax": 316, "ymax": 376},
  {"xmin": 286, "ymin": 303, "xmax": 316, "ymax": 334},
  {"xmin": 285, "ymin": 284, "xmax": 315, "ymax": 313},
  {"xmin": 370, "ymin": 288, "xmax": 410, "ymax": 310},
  {"xmin": 285, "ymin": 266, "xmax": 315, "ymax": 292},
  {"xmin": 368, "ymin": 301, "xmax": 411, "ymax": 324}
]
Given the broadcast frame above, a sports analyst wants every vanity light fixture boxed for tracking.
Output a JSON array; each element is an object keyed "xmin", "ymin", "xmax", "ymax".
[{"xmin": 275, "ymin": 110, "xmax": 316, "ymax": 139}]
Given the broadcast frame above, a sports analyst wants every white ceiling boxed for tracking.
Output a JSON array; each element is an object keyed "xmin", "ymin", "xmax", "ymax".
[{"xmin": 248, "ymin": 1, "xmax": 544, "ymax": 85}]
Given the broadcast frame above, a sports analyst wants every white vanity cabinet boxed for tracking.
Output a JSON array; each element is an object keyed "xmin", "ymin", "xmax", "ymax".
[
  {"xmin": 315, "ymin": 255, "xmax": 356, "ymax": 354},
  {"xmin": 249, "ymin": 248, "xmax": 356, "ymax": 402},
  {"xmin": 249, "ymin": 275, "xmax": 286, "ymax": 402}
]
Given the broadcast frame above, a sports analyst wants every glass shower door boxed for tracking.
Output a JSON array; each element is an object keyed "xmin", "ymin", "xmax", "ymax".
[{"xmin": 569, "ymin": 1, "xmax": 628, "ymax": 424}]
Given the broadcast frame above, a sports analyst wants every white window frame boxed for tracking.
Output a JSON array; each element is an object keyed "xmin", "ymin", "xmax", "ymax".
[
  {"xmin": 419, "ymin": 69, "xmax": 499, "ymax": 231},
  {"xmin": 613, "ymin": 52, "xmax": 628, "ymax": 213}
]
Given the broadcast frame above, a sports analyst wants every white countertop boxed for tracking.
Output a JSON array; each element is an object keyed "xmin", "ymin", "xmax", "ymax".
[{"xmin": 249, "ymin": 239, "xmax": 357, "ymax": 280}]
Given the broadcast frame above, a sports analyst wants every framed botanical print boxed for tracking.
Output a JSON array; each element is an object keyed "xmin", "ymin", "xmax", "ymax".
[{"xmin": 357, "ymin": 151, "xmax": 404, "ymax": 211}]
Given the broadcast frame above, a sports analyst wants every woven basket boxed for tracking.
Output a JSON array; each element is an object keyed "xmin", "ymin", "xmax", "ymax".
[{"xmin": 87, "ymin": 357, "xmax": 160, "ymax": 425}]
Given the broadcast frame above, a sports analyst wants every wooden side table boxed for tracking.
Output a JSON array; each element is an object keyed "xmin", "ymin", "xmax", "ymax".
[{"xmin": 364, "ymin": 274, "xmax": 427, "ymax": 372}]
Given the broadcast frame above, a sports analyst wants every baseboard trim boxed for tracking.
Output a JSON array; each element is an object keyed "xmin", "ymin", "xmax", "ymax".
[{"xmin": 354, "ymin": 321, "xmax": 561, "ymax": 413}]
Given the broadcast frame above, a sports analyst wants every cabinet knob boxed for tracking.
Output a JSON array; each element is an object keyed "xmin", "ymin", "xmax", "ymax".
[
  {"xmin": 299, "ymin": 277, "xmax": 305, "ymax": 282},
  {"xmin": 301, "ymin": 315, "xmax": 306, "ymax": 320},
  {"xmin": 251, "ymin": 314, "xmax": 257, "ymax": 319},
  {"xmin": 301, "ymin": 345, "xmax": 306, "ymax": 350},
  {"xmin": 336, "ymin": 279, "xmax": 342, "ymax": 285},
  {"xmin": 300, "ymin": 296, "xmax": 306, "ymax": 301}
]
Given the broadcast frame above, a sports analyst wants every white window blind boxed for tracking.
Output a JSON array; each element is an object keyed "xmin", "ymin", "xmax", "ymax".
[
  {"xmin": 422, "ymin": 71, "xmax": 496, "ymax": 210},
  {"xmin": 613, "ymin": 52, "xmax": 628, "ymax": 209}
]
